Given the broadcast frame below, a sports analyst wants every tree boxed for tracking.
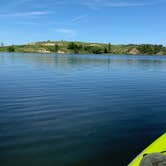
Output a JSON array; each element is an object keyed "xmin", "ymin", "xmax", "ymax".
[
  {"xmin": 67, "ymin": 42, "xmax": 82, "ymax": 54},
  {"xmin": 84, "ymin": 46, "xmax": 93, "ymax": 53},
  {"xmin": 104, "ymin": 47, "xmax": 108, "ymax": 53},
  {"xmin": 137, "ymin": 44, "xmax": 163, "ymax": 55},
  {"xmin": 153, "ymin": 45, "xmax": 163, "ymax": 54},
  {"xmin": 108, "ymin": 43, "xmax": 112, "ymax": 53},
  {"xmin": 91, "ymin": 46, "xmax": 103, "ymax": 54},
  {"xmin": 8, "ymin": 46, "xmax": 15, "ymax": 52},
  {"xmin": 68, "ymin": 42, "xmax": 76, "ymax": 49},
  {"xmin": 54, "ymin": 44, "xmax": 59, "ymax": 52}
]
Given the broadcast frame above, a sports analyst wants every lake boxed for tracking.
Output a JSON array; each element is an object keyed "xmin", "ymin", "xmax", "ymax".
[{"xmin": 1, "ymin": 53, "xmax": 166, "ymax": 166}]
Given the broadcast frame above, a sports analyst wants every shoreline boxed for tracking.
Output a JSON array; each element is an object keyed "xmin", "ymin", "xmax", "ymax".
[
  {"xmin": 1, "ymin": 51, "xmax": 166, "ymax": 57},
  {"xmin": 0, "ymin": 41, "xmax": 166, "ymax": 56}
]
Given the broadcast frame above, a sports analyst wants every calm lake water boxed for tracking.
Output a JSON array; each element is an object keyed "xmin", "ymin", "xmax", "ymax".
[{"xmin": 1, "ymin": 53, "xmax": 166, "ymax": 166}]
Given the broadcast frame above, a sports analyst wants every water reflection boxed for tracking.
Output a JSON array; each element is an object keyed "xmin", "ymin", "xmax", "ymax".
[
  {"xmin": 1, "ymin": 53, "xmax": 166, "ymax": 71},
  {"xmin": 1, "ymin": 53, "xmax": 166, "ymax": 166}
]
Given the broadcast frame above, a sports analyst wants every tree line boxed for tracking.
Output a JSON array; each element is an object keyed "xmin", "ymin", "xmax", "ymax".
[
  {"xmin": 137, "ymin": 44, "xmax": 164, "ymax": 55},
  {"xmin": 0, "ymin": 41, "xmax": 166, "ymax": 55},
  {"xmin": 67, "ymin": 42, "xmax": 112, "ymax": 54}
]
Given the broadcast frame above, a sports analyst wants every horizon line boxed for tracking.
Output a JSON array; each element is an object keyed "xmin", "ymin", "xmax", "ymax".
[{"xmin": 1, "ymin": 40, "xmax": 166, "ymax": 47}]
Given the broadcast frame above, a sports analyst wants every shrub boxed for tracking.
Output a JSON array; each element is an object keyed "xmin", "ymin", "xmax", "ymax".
[{"xmin": 8, "ymin": 46, "xmax": 15, "ymax": 52}]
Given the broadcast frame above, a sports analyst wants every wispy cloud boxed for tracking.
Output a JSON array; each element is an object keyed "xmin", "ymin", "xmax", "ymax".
[
  {"xmin": 102, "ymin": 1, "xmax": 162, "ymax": 7},
  {"xmin": 82, "ymin": 0, "xmax": 165, "ymax": 9},
  {"xmin": 71, "ymin": 14, "xmax": 88, "ymax": 23},
  {"xmin": 0, "ymin": 11, "xmax": 52, "ymax": 17},
  {"xmin": 55, "ymin": 28, "xmax": 77, "ymax": 38}
]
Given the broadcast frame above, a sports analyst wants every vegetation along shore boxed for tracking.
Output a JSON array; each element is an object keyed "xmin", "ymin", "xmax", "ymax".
[{"xmin": 0, "ymin": 41, "xmax": 166, "ymax": 55}]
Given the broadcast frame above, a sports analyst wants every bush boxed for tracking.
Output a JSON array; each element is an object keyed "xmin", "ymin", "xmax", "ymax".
[
  {"xmin": 68, "ymin": 42, "xmax": 83, "ymax": 54},
  {"xmin": 54, "ymin": 44, "xmax": 59, "ymax": 52},
  {"xmin": 137, "ymin": 44, "xmax": 163, "ymax": 54},
  {"xmin": 8, "ymin": 46, "xmax": 15, "ymax": 52}
]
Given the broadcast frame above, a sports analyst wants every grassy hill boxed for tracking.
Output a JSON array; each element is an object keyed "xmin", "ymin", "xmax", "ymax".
[{"xmin": 0, "ymin": 41, "xmax": 166, "ymax": 55}]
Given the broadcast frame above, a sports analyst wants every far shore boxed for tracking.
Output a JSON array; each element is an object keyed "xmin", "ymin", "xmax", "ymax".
[{"xmin": 0, "ymin": 41, "xmax": 166, "ymax": 56}]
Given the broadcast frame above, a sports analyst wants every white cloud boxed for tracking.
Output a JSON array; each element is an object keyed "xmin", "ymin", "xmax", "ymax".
[{"xmin": 0, "ymin": 11, "xmax": 51, "ymax": 17}]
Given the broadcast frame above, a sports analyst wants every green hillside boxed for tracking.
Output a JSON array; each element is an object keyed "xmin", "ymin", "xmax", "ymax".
[{"xmin": 0, "ymin": 41, "xmax": 166, "ymax": 55}]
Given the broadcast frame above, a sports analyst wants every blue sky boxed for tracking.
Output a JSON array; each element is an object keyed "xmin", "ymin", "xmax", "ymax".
[{"xmin": 0, "ymin": 0, "xmax": 166, "ymax": 45}]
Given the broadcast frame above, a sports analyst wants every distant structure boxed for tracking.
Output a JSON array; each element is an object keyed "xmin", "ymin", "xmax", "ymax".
[{"xmin": 1, "ymin": 42, "xmax": 4, "ymax": 47}]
